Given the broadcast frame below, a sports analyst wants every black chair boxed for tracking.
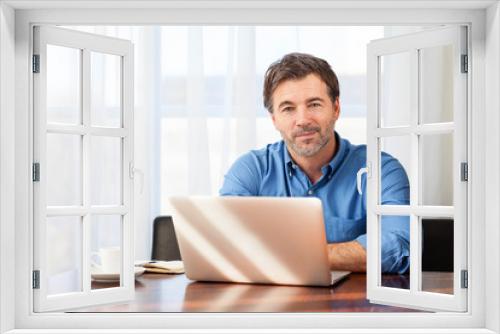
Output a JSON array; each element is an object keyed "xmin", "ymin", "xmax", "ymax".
[
  {"xmin": 151, "ymin": 216, "xmax": 182, "ymax": 261},
  {"xmin": 421, "ymin": 218, "xmax": 454, "ymax": 272}
]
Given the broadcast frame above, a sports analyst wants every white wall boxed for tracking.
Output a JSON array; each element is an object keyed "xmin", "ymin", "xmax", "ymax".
[
  {"xmin": 0, "ymin": 2, "xmax": 16, "ymax": 333},
  {"xmin": 485, "ymin": 2, "xmax": 500, "ymax": 332}
]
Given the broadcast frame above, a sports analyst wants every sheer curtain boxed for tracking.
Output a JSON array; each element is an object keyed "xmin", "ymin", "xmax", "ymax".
[{"xmin": 161, "ymin": 26, "xmax": 261, "ymax": 200}]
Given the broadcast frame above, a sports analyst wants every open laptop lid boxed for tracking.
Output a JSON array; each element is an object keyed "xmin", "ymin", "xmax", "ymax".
[{"xmin": 168, "ymin": 196, "xmax": 333, "ymax": 286}]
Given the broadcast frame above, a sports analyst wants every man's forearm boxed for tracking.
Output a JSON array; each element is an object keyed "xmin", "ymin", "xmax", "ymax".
[{"xmin": 327, "ymin": 240, "xmax": 366, "ymax": 272}]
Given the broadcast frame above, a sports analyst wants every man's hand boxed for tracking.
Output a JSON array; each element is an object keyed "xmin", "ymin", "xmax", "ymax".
[{"xmin": 327, "ymin": 240, "xmax": 366, "ymax": 272}]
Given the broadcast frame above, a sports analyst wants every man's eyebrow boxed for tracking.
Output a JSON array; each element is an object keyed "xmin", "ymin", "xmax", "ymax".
[
  {"xmin": 277, "ymin": 100, "xmax": 295, "ymax": 110},
  {"xmin": 306, "ymin": 97, "xmax": 325, "ymax": 103},
  {"xmin": 277, "ymin": 97, "xmax": 326, "ymax": 109}
]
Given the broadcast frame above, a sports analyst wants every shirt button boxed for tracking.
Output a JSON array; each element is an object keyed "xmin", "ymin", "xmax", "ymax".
[{"xmin": 308, "ymin": 190, "xmax": 314, "ymax": 195}]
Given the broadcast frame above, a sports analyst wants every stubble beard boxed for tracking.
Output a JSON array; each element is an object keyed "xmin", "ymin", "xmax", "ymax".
[{"xmin": 282, "ymin": 121, "xmax": 335, "ymax": 157}]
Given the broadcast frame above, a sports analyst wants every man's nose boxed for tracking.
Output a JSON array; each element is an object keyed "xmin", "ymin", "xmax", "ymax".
[{"xmin": 295, "ymin": 106, "xmax": 312, "ymax": 127}]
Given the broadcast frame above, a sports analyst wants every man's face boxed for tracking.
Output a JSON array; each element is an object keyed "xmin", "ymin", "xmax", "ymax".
[{"xmin": 271, "ymin": 73, "xmax": 340, "ymax": 157}]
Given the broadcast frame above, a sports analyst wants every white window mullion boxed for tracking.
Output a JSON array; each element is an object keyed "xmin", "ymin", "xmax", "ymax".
[
  {"xmin": 90, "ymin": 127, "xmax": 128, "ymax": 137},
  {"xmin": 409, "ymin": 48, "xmax": 420, "ymax": 293},
  {"xmin": 374, "ymin": 205, "xmax": 454, "ymax": 217},
  {"xmin": 366, "ymin": 45, "xmax": 381, "ymax": 292},
  {"xmin": 46, "ymin": 124, "xmax": 86, "ymax": 135},
  {"xmin": 82, "ymin": 48, "xmax": 91, "ymax": 294},
  {"xmin": 46, "ymin": 124, "xmax": 127, "ymax": 137},
  {"xmin": 121, "ymin": 42, "xmax": 134, "ymax": 293},
  {"xmin": 46, "ymin": 206, "xmax": 128, "ymax": 216},
  {"xmin": 373, "ymin": 123, "xmax": 454, "ymax": 137}
]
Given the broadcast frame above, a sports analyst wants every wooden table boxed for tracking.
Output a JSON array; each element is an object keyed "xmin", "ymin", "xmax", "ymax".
[{"xmin": 71, "ymin": 272, "xmax": 453, "ymax": 313}]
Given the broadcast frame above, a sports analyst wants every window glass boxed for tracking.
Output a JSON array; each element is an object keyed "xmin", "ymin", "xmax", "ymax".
[
  {"xmin": 46, "ymin": 133, "xmax": 82, "ymax": 206},
  {"xmin": 91, "ymin": 52, "xmax": 122, "ymax": 128},
  {"xmin": 47, "ymin": 216, "xmax": 83, "ymax": 295},
  {"xmin": 47, "ymin": 45, "xmax": 81, "ymax": 125},
  {"xmin": 419, "ymin": 45, "xmax": 454, "ymax": 124}
]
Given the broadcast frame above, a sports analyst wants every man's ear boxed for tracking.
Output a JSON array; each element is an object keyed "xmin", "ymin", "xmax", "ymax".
[
  {"xmin": 334, "ymin": 98, "xmax": 341, "ymax": 120},
  {"xmin": 270, "ymin": 111, "xmax": 277, "ymax": 127}
]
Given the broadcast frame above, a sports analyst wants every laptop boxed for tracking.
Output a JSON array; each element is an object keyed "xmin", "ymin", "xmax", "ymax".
[{"xmin": 168, "ymin": 196, "xmax": 350, "ymax": 287}]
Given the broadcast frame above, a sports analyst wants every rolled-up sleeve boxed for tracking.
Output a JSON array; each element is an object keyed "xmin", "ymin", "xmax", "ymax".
[{"xmin": 355, "ymin": 153, "xmax": 410, "ymax": 274}]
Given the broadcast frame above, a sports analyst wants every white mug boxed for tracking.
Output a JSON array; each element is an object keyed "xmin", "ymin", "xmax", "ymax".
[{"xmin": 91, "ymin": 246, "xmax": 121, "ymax": 273}]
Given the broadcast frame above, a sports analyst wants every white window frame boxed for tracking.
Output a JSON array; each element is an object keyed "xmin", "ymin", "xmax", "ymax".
[
  {"xmin": 32, "ymin": 25, "xmax": 135, "ymax": 312},
  {"xmin": 366, "ymin": 26, "xmax": 468, "ymax": 312},
  {"xmin": 0, "ymin": 1, "xmax": 498, "ymax": 333}
]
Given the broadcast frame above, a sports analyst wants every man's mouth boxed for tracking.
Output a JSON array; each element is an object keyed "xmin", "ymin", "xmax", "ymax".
[{"xmin": 295, "ymin": 131, "xmax": 317, "ymax": 138}]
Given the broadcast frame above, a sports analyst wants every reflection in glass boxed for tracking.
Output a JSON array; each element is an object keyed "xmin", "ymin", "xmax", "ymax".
[
  {"xmin": 380, "ymin": 52, "xmax": 411, "ymax": 128},
  {"xmin": 379, "ymin": 136, "xmax": 411, "ymax": 205},
  {"xmin": 90, "ymin": 136, "xmax": 122, "ymax": 205},
  {"xmin": 91, "ymin": 52, "xmax": 122, "ymax": 128},
  {"xmin": 47, "ymin": 45, "xmax": 81, "ymax": 125},
  {"xmin": 419, "ymin": 45, "xmax": 453, "ymax": 124},
  {"xmin": 420, "ymin": 133, "xmax": 453, "ymax": 206},
  {"xmin": 91, "ymin": 215, "xmax": 122, "ymax": 289},
  {"xmin": 46, "ymin": 133, "xmax": 82, "ymax": 206},
  {"xmin": 421, "ymin": 217, "xmax": 454, "ymax": 295},
  {"xmin": 380, "ymin": 215, "xmax": 410, "ymax": 290},
  {"xmin": 47, "ymin": 216, "xmax": 82, "ymax": 295}
]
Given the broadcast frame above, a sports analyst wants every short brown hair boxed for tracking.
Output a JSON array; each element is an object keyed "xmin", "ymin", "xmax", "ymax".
[{"xmin": 263, "ymin": 52, "xmax": 339, "ymax": 113}]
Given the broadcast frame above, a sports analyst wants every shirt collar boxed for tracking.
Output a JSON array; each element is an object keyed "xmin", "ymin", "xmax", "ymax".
[{"xmin": 283, "ymin": 131, "xmax": 348, "ymax": 176}]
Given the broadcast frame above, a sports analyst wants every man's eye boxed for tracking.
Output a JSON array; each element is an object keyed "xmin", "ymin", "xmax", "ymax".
[
  {"xmin": 310, "ymin": 102, "xmax": 322, "ymax": 108},
  {"xmin": 281, "ymin": 107, "xmax": 294, "ymax": 113}
]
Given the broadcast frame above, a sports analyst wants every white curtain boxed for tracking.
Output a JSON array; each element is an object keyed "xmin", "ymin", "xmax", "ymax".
[{"xmin": 161, "ymin": 26, "xmax": 263, "ymax": 201}]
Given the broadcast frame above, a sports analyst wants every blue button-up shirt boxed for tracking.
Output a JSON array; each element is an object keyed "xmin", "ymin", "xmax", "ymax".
[{"xmin": 220, "ymin": 132, "xmax": 410, "ymax": 274}]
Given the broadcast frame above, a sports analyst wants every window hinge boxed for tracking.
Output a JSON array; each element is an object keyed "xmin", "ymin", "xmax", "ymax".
[
  {"xmin": 32, "ymin": 54, "xmax": 40, "ymax": 73},
  {"xmin": 461, "ymin": 162, "xmax": 468, "ymax": 182},
  {"xmin": 461, "ymin": 54, "xmax": 468, "ymax": 73},
  {"xmin": 32, "ymin": 270, "xmax": 40, "ymax": 289},
  {"xmin": 461, "ymin": 270, "xmax": 468, "ymax": 289},
  {"xmin": 32, "ymin": 163, "xmax": 40, "ymax": 182}
]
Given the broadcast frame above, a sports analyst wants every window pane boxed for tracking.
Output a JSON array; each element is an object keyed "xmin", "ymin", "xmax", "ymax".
[
  {"xmin": 380, "ymin": 52, "xmax": 411, "ymax": 128},
  {"xmin": 47, "ymin": 216, "xmax": 82, "ymax": 295},
  {"xmin": 91, "ymin": 136, "xmax": 122, "ymax": 205},
  {"xmin": 46, "ymin": 133, "xmax": 82, "ymax": 206},
  {"xmin": 47, "ymin": 45, "xmax": 81, "ymax": 125},
  {"xmin": 420, "ymin": 133, "xmax": 453, "ymax": 206},
  {"xmin": 91, "ymin": 52, "xmax": 122, "ymax": 128},
  {"xmin": 379, "ymin": 136, "xmax": 411, "ymax": 206},
  {"xmin": 379, "ymin": 215, "xmax": 410, "ymax": 289},
  {"xmin": 91, "ymin": 215, "xmax": 122, "ymax": 289},
  {"xmin": 420, "ymin": 217, "xmax": 454, "ymax": 295},
  {"xmin": 419, "ymin": 45, "xmax": 454, "ymax": 124}
]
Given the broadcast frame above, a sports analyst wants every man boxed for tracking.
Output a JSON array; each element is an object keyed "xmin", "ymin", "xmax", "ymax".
[{"xmin": 220, "ymin": 53, "xmax": 409, "ymax": 274}]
